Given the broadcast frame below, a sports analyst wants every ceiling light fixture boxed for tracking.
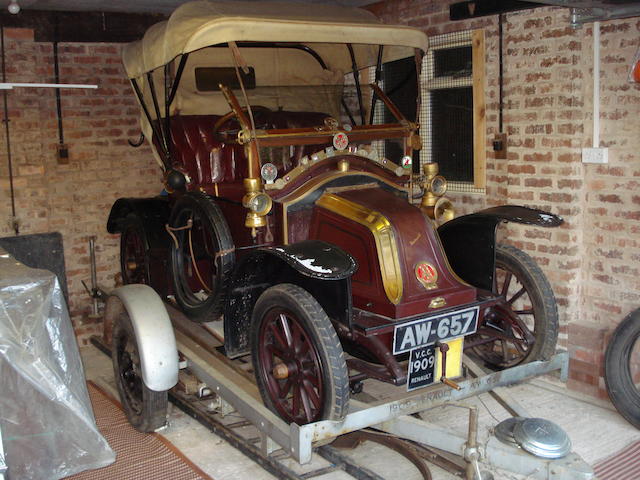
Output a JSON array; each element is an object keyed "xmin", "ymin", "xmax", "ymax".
[{"xmin": 8, "ymin": 0, "xmax": 20, "ymax": 14}]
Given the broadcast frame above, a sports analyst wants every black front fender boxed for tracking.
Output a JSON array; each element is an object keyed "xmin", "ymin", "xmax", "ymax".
[
  {"xmin": 223, "ymin": 240, "xmax": 357, "ymax": 358},
  {"xmin": 107, "ymin": 197, "xmax": 170, "ymax": 232},
  {"xmin": 437, "ymin": 205, "xmax": 562, "ymax": 291},
  {"xmin": 268, "ymin": 240, "xmax": 358, "ymax": 280},
  {"xmin": 106, "ymin": 197, "xmax": 170, "ymax": 251}
]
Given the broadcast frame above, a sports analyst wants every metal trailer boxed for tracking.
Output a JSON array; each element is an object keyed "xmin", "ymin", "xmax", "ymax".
[{"xmin": 100, "ymin": 286, "xmax": 595, "ymax": 480}]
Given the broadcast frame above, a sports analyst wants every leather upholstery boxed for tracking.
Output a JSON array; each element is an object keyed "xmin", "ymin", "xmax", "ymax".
[
  {"xmin": 153, "ymin": 110, "xmax": 332, "ymax": 186},
  {"xmin": 167, "ymin": 115, "xmax": 246, "ymax": 184}
]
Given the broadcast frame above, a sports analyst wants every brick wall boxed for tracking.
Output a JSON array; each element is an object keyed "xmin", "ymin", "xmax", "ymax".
[
  {"xmin": 580, "ymin": 19, "xmax": 640, "ymax": 396},
  {"xmin": 0, "ymin": 28, "xmax": 163, "ymax": 343},
  {"xmin": 369, "ymin": 0, "xmax": 640, "ymax": 398}
]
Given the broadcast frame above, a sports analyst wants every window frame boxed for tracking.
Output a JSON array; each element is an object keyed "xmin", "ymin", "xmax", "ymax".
[{"xmin": 421, "ymin": 29, "xmax": 486, "ymax": 192}]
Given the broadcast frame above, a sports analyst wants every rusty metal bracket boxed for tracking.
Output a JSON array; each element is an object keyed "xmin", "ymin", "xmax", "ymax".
[{"xmin": 332, "ymin": 430, "xmax": 432, "ymax": 480}]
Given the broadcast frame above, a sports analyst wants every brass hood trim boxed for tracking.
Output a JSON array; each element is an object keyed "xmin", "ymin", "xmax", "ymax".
[{"xmin": 317, "ymin": 193, "xmax": 403, "ymax": 305}]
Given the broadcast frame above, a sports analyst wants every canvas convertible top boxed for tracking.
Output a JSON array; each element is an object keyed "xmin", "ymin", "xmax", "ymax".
[{"xmin": 122, "ymin": 0, "xmax": 429, "ymax": 78}]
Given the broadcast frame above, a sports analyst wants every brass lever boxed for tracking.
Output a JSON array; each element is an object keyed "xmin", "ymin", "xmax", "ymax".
[{"xmin": 435, "ymin": 341, "xmax": 462, "ymax": 390}]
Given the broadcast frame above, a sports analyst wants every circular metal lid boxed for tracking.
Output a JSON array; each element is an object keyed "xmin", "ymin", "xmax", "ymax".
[
  {"xmin": 513, "ymin": 418, "xmax": 571, "ymax": 459},
  {"xmin": 494, "ymin": 417, "xmax": 525, "ymax": 447}
]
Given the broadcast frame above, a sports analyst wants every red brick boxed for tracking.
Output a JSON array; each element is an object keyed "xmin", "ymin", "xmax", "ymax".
[
  {"xmin": 598, "ymin": 194, "xmax": 623, "ymax": 203},
  {"xmin": 524, "ymin": 178, "xmax": 552, "ymax": 188},
  {"xmin": 568, "ymin": 323, "xmax": 607, "ymax": 351},
  {"xmin": 507, "ymin": 164, "xmax": 536, "ymax": 174},
  {"xmin": 558, "ymin": 179, "xmax": 582, "ymax": 189},
  {"xmin": 4, "ymin": 28, "xmax": 34, "ymax": 41},
  {"xmin": 541, "ymin": 26, "xmax": 575, "ymax": 38},
  {"xmin": 615, "ymin": 211, "xmax": 640, "ymax": 221},
  {"xmin": 523, "ymin": 152, "xmax": 553, "ymax": 162},
  {"xmin": 540, "ymin": 192, "xmax": 575, "ymax": 203}
]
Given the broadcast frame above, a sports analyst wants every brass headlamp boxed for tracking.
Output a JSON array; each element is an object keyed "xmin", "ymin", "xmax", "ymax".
[
  {"xmin": 242, "ymin": 178, "xmax": 272, "ymax": 231},
  {"xmin": 420, "ymin": 162, "xmax": 455, "ymax": 225}
]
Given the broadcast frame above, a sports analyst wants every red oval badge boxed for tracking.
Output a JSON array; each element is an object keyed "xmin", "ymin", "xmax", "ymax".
[
  {"xmin": 415, "ymin": 262, "xmax": 438, "ymax": 290},
  {"xmin": 333, "ymin": 132, "xmax": 349, "ymax": 151}
]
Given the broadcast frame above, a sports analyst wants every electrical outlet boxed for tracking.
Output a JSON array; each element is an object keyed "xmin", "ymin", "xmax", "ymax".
[
  {"xmin": 493, "ymin": 133, "xmax": 507, "ymax": 160},
  {"xmin": 56, "ymin": 143, "xmax": 69, "ymax": 165},
  {"xmin": 582, "ymin": 147, "xmax": 608, "ymax": 164}
]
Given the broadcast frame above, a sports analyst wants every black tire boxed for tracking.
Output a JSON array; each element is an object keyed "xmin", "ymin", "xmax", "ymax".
[
  {"xmin": 470, "ymin": 244, "xmax": 559, "ymax": 369},
  {"xmin": 168, "ymin": 192, "xmax": 235, "ymax": 322},
  {"xmin": 112, "ymin": 311, "xmax": 168, "ymax": 432},
  {"xmin": 605, "ymin": 308, "xmax": 640, "ymax": 429},
  {"xmin": 251, "ymin": 284, "xmax": 349, "ymax": 424},
  {"xmin": 119, "ymin": 214, "xmax": 151, "ymax": 285}
]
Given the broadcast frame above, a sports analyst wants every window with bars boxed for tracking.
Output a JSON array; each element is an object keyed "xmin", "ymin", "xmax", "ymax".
[
  {"xmin": 421, "ymin": 30, "xmax": 486, "ymax": 192},
  {"xmin": 368, "ymin": 56, "xmax": 420, "ymax": 171},
  {"xmin": 380, "ymin": 56, "xmax": 419, "ymax": 172}
]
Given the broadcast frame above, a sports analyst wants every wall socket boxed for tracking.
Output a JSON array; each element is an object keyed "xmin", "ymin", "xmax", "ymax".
[
  {"xmin": 493, "ymin": 133, "xmax": 507, "ymax": 159},
  {"xmin": 582, "ymin": 147, "xmax": 608, "ymax": 164},
  {"xmin": 56, "ymin": 143, "xmax": 70, "ymax": 165}
]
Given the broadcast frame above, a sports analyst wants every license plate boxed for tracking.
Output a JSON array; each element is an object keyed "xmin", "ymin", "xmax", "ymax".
[
  {"xmin": 407, "ymin": 345, "xmax": 437, "ymax": 391},
  {"xmin": 406, "ymin": 337, "xmax": 464, "ymax": 391},
  {"xmin": 393, "ymin": 306, "xmax": 479, "ymax": 354}
]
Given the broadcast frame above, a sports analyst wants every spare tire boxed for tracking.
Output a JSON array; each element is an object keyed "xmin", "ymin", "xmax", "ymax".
[
  {"xmin": 605, "ymin": 308, "xmax": 640, "ymax": 429},
  {"xmin": 168, "ymin": 192, "xmax": 235, "ymax": 322}
]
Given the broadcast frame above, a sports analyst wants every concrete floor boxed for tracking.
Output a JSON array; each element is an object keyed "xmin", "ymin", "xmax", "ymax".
[{"xmin": 81, "ymin": 345, "xmax": 640, "ymax": 480}]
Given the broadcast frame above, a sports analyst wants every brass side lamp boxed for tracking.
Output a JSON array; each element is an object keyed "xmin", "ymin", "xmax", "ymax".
[
  {"xmin": 420, "ymin": 162, "xmax": 455, "ymax": 225},
  {"xmin": 242, "ymin": 177, "xmax": 272, "ymax": 231}
]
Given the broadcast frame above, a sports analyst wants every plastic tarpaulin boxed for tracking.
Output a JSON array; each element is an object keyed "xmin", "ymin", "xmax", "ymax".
[{"xmin": 0, "ymin": 248, "xmax": 115, "ymax": 479}]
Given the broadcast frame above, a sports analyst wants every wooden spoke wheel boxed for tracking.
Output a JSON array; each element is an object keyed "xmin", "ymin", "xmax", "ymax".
[
  {"xmin": 469, "ymin": 244, "xmax": 559, "ymax": 369},
  {"xmin": 120, "ymin": 215, "xmax": 150, "ymax": 285},
  {"xmin": 251, "ymin": 284, "xmax": 349, "ymax": 425},
  {"xmin": 112, "ymin": 311, "xmax": 168, "ymax": 432}
]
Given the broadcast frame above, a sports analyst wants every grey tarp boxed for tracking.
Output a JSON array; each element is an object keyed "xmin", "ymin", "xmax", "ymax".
[{"xmin": 0, "ymin": 248, "xmax": 115, "ymax": 479}]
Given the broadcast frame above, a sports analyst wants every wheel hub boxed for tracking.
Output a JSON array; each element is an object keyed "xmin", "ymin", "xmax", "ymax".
[{"xmin": 272, "ymin": 363, "xmax": 291, "ymax": 379}]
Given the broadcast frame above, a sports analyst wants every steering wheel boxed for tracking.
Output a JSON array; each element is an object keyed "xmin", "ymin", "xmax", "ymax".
[{"xmin": 213, "ymin": 106, "xmax": 272, "ymax": 142}]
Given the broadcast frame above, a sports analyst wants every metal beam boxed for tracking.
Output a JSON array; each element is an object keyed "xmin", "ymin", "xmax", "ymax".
[
  {"xmin": 171, "ymin": 321, "xmax": 592, "ymax": 480},
  {"xmin": 0, "ymin": 82, "xmax": 97, "ymax": 89},
  {"xmin": 0, "ymin": 10, "xmax": 165, "ymax": 43},
  {"xmin": 450, "ymin": 1, "xmax": 545, "ymax": 20},
  {"xmin": 174, "ymin": 330, "xmax": 299, "ymax": 458},
  {"xmin": 464, "ymin": 354, "xmax": 533, "ymax": 418},
  {"xmin": 298, "ymin": 352, "xmax": 569, "ymax": 445},
  {"xmin": 450, "ymin": 0, "xmax": 640, "ymax": 27}
]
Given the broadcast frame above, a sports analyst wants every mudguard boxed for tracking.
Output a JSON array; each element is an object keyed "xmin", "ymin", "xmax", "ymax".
[
  {"xmin": 106, "ymin": 197, "xmax": 170, "ymax": 248},
  {"xmin": 268, "ymin": 240, "xmax": 358, "ymax": 280},
  {"xmin": 437, "ymin": 205, "xmax": 563, "ymax": 291},
  {"xmin": 106, "ymin": 284, "xmax": 178, "ymax": 391},
  {"xmin": 223, "ymin": 240, "xmax": 357, "ymax": 358}
]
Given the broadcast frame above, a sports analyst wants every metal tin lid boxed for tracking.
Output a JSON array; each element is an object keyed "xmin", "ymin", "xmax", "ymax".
[
  {"xmin": 513, "ymin": 418, "xmax": 571, "ymax": 459},
  {"xmin": 494, "ymin": 417, "xmax": 525, "ymax": 447}
]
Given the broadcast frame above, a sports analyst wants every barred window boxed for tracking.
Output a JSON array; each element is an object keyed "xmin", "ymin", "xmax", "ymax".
[
  {"xmin": 421, "ymin": 30, "xmax": 486, "ymax": 193},
  {"xmin": 369, "ymin": 56, "xmax": 419, "ymax": 170},
  {"xmin": 380, "ymin": 56, "xmax": 419, "ymax": 171}
]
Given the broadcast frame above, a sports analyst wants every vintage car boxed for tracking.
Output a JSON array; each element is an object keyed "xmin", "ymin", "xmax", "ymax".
[{"xmin": 107, "ymin": 0, "xmax": 561, "ymax": 430}]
